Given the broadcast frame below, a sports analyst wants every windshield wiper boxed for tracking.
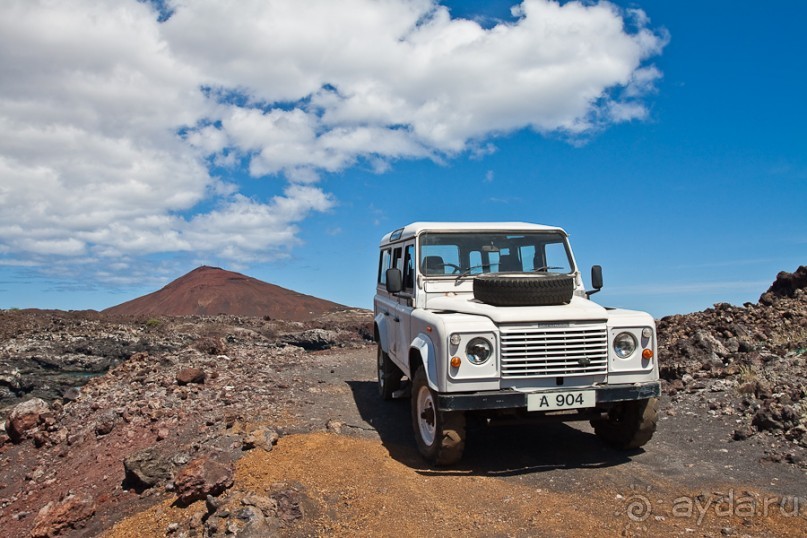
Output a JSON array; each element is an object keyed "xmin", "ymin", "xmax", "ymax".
[
  {"xmin": 456, "ymin": 264, "xmax": 491, "ymax": 279},
  {"xmin": 532, "ymin": 266, "xmax": 564, "ymax": 272}
]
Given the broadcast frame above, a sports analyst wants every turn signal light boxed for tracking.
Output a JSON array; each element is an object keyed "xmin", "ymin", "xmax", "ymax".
[
  {"xmin": 642, "ymin": 349, "xmax": 654, "ymax": 360},
  {"xmin": 450, "ymin": 357, "xmax": 461, "ymax": 368}
]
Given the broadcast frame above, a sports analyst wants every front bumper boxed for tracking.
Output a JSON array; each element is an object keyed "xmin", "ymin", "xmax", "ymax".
[{"xmin": 437, "ymin": 381, "xmax": 661, "ymax": 412}]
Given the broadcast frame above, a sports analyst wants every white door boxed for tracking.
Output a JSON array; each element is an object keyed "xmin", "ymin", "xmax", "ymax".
[{"xmin": 391, "ymin": 243, "xmax": 416, "ymax": 371}]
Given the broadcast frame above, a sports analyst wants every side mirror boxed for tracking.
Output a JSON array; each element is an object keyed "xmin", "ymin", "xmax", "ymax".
[
  {"xmin": 385, "ymin": 268, "xmax": 403, "ymax": 293},
  {"xmin": 588, "ymin": 265, "xmax": 603, "ymax": 296}
]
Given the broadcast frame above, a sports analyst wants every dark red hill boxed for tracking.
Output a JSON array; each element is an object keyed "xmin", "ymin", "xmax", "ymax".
[{"xmin": 103, "ymin": 266, "xmax": 347, "ymax": 321}]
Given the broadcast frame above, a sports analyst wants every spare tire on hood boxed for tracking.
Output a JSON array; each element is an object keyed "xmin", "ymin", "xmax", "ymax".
[{"xmin": 473, "ymin": 272, "xmax": 575, "ymax": 306}]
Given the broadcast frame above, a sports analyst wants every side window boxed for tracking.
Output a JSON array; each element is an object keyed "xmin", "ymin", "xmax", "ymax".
[
  {"xmin": 391, "ymin": 247, "xmax": 403, "ymax": 273},
  {"xmin": 378, "ymin": 248, "xmax": 391, "ymax": 285},
  {"xmin": 403, "ymin": 244, "xmax": 415, "ymax": 290}
]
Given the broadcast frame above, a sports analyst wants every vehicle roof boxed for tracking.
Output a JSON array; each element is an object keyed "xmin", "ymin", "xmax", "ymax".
[{"xmin": 379, "ymin": 222, "xmax": 567, "ymax": 245}]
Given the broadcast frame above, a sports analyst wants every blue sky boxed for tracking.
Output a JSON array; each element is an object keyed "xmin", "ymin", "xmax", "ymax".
[{"xmin": 0, "ymin": 0, "xmax": 804, "ymax": 317}]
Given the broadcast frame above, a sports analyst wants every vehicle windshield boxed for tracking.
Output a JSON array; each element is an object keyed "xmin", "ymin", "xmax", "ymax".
[{"xmin": 419, "ymin": 232, "xmax": 574, "ymax": 277}]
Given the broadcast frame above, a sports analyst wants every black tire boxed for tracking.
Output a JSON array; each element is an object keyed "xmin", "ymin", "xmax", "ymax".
[
  {"xmin": 473, "ymin": 272, "xmax": 574, "ymax": 306},
  {"xmin": 377, "ymin": 344, "xmax": 402, "ymax": 400},
  {"xmin": 591, "ymin": 397, "xmax": 658, "ymax": 449},
  {"xmin": 410, "ymin": 367, "xmax": 465, "ymax": 465}
]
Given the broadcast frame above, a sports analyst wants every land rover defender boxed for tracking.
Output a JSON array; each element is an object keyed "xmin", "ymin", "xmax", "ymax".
[{"xmin": 374, "ymin": 222, "xmax": 660, "ymax": 465}]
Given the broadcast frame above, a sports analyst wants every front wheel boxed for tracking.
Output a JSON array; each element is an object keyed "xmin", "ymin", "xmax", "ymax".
[
  {"xmin": 411, "ymin": 367, "xmax": 465, "ymax": 465},
  {"xmin": 591, "ymin": 397, "xmax": 658, "ymax": 449},
  {"xmin": 377, "ymin": 344, "xmax": 402, "ymax": 400}
]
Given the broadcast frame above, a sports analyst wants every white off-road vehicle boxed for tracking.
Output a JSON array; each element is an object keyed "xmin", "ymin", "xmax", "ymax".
[{"xmin": 374, "ymin": 222, "xmax": 659, "ymax": 465}]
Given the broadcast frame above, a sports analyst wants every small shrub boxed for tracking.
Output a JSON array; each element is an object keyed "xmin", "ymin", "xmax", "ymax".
[{"xmin": 738, "ymin": 365, "xmax": 757, "ymax": 384}]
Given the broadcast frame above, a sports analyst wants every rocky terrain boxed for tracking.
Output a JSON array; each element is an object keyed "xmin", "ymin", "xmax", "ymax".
[
  {"xmin": 0, "ymin": 308, "xmax": 369, "ymax": 411},
  {"xmin": 0, "ymin": 266, "xmax": 804, "ymax": 537},
  {"xmin": 657, "ymin": 266, "xmax": 807, "ymax": 467},
  {"xmin": 0, "ymin": 310, "xmax": 154, "ymax": 409},
  {"xmin": 0, "ymin": 309, "xmax": 372, "ymax": 537}
]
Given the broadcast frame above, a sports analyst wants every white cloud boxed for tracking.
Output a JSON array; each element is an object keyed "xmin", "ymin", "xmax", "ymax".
[
  {"xmin": 172, "ymin": 0, "xmax": 666, "ymax": 164},
  {"xmin": 184, "ymin": 186, "xmax": 335, "ymax": 261},
  {"xmin": 0, "ymin": 0, "xmax": 666, "ymax": 283}
]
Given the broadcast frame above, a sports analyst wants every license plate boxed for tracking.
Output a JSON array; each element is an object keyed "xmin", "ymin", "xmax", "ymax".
[{"xmin": 527, "ymin": 390, "xmax": 595, "ymax": 411}]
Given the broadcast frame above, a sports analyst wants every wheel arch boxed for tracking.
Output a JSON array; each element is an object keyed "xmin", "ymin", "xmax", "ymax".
[{"xmin": 410, "ymin": 333, "xmax": 439, "ymax": 391}]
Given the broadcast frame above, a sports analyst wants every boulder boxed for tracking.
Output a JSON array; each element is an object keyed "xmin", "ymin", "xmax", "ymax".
[
  {"xmin": 176, "ymin": 368, "xmax": 206, "ymax": 385},
  {"xmin": 273, "ymin": 487, "xmax": 305, "ymax": 524},
  {"xmin": 235, "ymin": 506, "xmax": 275, "ymax": 538},
  {"xmin": 694, "ymin": 330, "xmax": 730, "ymax": 358},
  {"xmin": 62, "ymin": 387, "xmax": 81, "ymax": 402},
  {"xmin": 733, "ymin": 425, "xmax": 756, "ymax": 441},
  {"xmin": 283, "ymin": 329, "xmax": 338, "ymax": 351},
  {"xmin": 123, "ymin": 447, "xmax": 174, "ymax": 491},
  {"xmin": 761, "ymin": 266, "xmax": 807, "ymax": 300},
  {"xmin": 5, "ymin": 397, "xmax": 49, "ymax": 443},
  {"xmin": 752, "ymin": 406, "xmax": 784, "ymax": 432},
  {"xmin": 94, "ymin": 409, "xmax": 117, "ymax": 436},
  {"xmin": 241, "ymin": 494, "xmax": 279, "ymax": 517},
  {"xmin": 243, "ymin": 427, "xmax": 279, "ymax": 452},
  {"xmin": 174, "ymin": 456, "xmax": 234, "ymax": 506},
  {"xmin": 30, "ymin": 494, "xmax": 96, "ymax": 538}
]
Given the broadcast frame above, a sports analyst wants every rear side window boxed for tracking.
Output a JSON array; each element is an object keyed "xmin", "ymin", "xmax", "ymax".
[
  {"xmin": 391, "ymin": 247, "xmax": 403, "ymax": 272},
  {"xmin": 403, "ymin": 244, "xmax": 415, "ymax": 290},
  {"xmin": 378, "ymin": 248, "xmax": 391, "ymax": 284}
]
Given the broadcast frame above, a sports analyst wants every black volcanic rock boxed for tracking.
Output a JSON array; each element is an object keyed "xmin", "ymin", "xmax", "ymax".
[{"xmin": 761, "ymin": 265, "xmax": 807, "ymax": 302}]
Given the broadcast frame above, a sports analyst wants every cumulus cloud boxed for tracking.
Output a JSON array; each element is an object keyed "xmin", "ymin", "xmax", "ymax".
[{"xmin": 0, "ymin": 0, "xmax": 665, "ymax": 281}]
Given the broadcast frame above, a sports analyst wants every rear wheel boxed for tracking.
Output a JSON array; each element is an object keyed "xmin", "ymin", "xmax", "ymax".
[
  {"xmin": 411, "ymin": 367, "xmax": 465, "ymax": 465},
  {"xmin": 591, "ymin": 398, "xmax": 658, "ymax": 449},
  {"xmin": 377, "ymin": 344, "xmax": 402, "ymax": 400}
]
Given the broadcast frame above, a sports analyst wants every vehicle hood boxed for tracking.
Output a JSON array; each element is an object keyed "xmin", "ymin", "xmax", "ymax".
[{"xmin": 426, "ymin": 295, "xmax": 608, "ymax": 323}]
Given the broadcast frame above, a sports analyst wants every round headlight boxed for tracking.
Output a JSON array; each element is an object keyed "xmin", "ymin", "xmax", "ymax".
[
  {"xmin": 466, "ymin": 337, "xmax": 492, "ymax": 365},
  {"xmin": 614, "ymin": 332, "xmax": 637, "ymax": 359}
]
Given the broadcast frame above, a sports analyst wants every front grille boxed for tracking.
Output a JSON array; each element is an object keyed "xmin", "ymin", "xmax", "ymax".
[{"xmin": 499, "ymin": 324, "xmax": 608, "ymax": 378}]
